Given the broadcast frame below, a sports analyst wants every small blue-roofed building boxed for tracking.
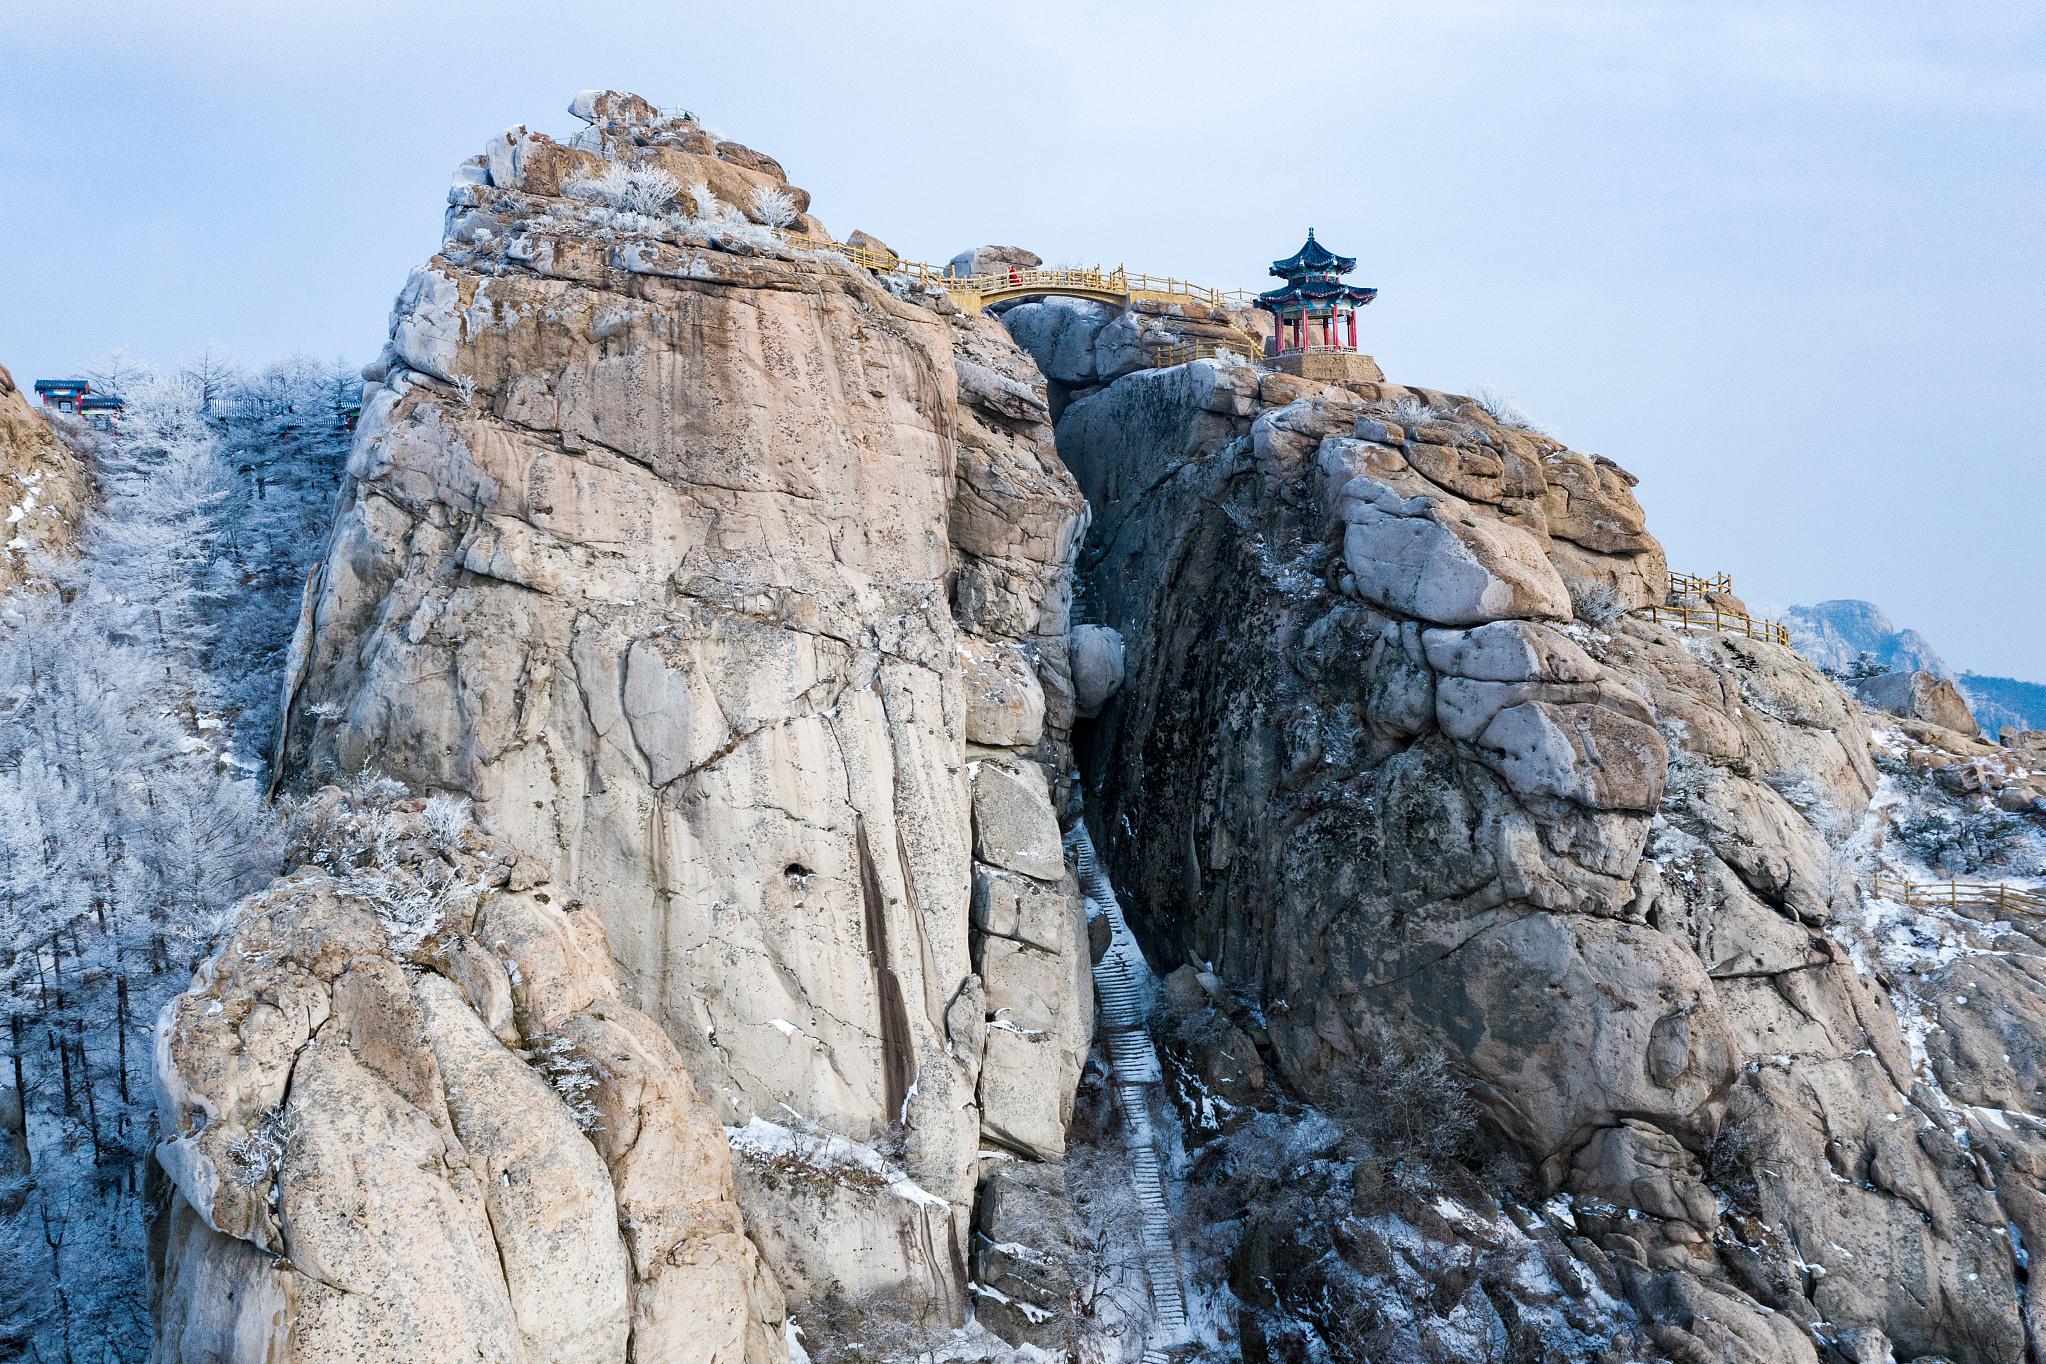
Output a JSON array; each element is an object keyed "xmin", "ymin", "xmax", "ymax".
[
  {"xmin": 79, "ymin": 393, "xmax": 125, "ymax": 433},
  {"xmin": 33, "ymin": 379, "xmax": 90, "ymax": 415}
]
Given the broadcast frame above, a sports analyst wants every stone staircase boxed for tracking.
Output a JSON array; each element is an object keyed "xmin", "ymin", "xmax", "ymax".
[{"xmin": 1066, "ymin": 821, "xmax": 1189, "ymax": 1358}]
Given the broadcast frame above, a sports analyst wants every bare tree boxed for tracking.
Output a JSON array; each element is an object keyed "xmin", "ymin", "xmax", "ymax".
[
  {"xmin": 82, "ymin": 346, "xmax": 151, "ymax": 397},
  {"xmin": 180, "ymin": 343, "xmax": 241, "ymax": 414}
]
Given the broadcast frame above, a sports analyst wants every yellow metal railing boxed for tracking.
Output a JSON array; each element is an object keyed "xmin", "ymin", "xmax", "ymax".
[
  {"xmin": 1151, "ymin": 336, "xmax": 1264, "ymax": 367},
  {"xmin": 1873, "ymin": 873, "xmax": 2046, "ymax": 919},
  {"xmin": 782, "ymin": 232, "xmax": 1252, "ymax": 312},
  {"xmin": 1634, "ymin": 571, "xmax": 1789, "ymax": 645},
  {"xmin": 1667, "ymin": 571, "xmax": 1733, "ymax": 599},
  {"xmin": 1632, "ymin": 602, "xmax": 1791, "ymax": 646}
]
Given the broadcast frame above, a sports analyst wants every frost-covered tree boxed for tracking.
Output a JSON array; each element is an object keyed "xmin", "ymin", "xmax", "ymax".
[
  {"xmin": 207, "ymin": 354, "xmax": 358, "ymax": 754},
  {"xmin": 82, "ymin": 346, "xmax": 151, "ymax": 398},
  {"xmin": 179, "ymin": 343, "xmax": 241, "ymax": 415},
  {"xmin": 564, "ymin": 162, "xmax": 682, "ymax": 216}
]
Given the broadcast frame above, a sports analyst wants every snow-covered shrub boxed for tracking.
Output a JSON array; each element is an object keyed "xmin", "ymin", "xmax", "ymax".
[
  {"xmin": 1319, "ymin": 1022, "xmax": 1479, "ymax": 1174},
  {"xmin": 1470, "ymin": 385, "xmax": 1542, "ymax": 432},
  {"xmin": 1571, "ymin": 580, "xmax": 1626, "ymax": 629},
  {"xmin": 422, "ymin": 791, "xmax": 474, "ymax": 847},
  {"xmin": 563, "ymin": 162, "xmax": 681, "ymax": 216},
  {"xmin": 1388, "ymin": 395, "xmax": 1439, "ymax": 429},
  {"xmin": 685, "ymin": 178, "xmax": 723, "ymax": 221},
  {"xmin": 522, "ymin": 1034, "xmax": 603, "ymax": 1134},
  {"xmin": 748, "ymin": 184, "xmax": 798, "ymax": 229},
  {"xmin": 1893, "ymin": 804, "xmax": 2029, "ymax": 876},
  {"xmin": 283, "ymin": 776, "xmax": 486, "ymax": 952},
  {"xmin": 226, "ymin": 1108, "xmax": 297, "ymax": 1187}
]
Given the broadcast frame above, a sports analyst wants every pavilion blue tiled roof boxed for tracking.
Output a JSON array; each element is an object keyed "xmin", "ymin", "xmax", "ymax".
[
  {"xmin": 1258, "ymin": 229, "xmax": 1376, "ymax": 311},
  {"xmin": 34, "ymin": 379, "xmax": 89, "ymax": 394},
  {"xmin": 1268, "ymin": 229, "xmax": 1356, "ymax": 279},
  {"xmin": 1258, "ymin": 279, "xmax": 1378, "ymax": 307}
]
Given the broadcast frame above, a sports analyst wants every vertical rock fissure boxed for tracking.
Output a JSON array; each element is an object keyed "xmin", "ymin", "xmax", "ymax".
[{"xmin": 856, "ymin": 816, "xmax": 916, "ymax": 1124}]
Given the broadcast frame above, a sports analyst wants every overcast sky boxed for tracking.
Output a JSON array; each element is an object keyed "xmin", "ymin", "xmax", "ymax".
[{"xmin": 5, "ymin": 1, "xmax": 2041, "ymax": 676}]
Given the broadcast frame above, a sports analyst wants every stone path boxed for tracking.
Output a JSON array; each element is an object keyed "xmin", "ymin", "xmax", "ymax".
[{"xmin": 1067, "ymin": 820, "xmax": 1188, "ymax": 1360}]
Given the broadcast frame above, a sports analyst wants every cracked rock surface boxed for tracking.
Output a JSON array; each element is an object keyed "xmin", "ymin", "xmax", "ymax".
[
  {"xmin": 1035, "ymin": 354, "xmax": 2028, "ymax": 1363},
  {"xmin": 150, "ymin": 786, "xmax": 785, "ymax": 1364},
  {"xmin": 159, "ymin": 90, "xmax": 1095, "ymax": 1349}
]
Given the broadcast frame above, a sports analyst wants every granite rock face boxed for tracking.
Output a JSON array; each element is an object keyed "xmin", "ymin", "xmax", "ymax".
[
  {"xmin": 0, "ymin": 362, "xmax": 88, "ymax": 592},
  {"xmin": 161, "ymin": 91, "xmax": 1093, "ymax": 1350},
  {"xmin": 150, "ymin": 787, "xmax": 786, "ymax": 1364},
  {"xmin": 1040, "ymin": 354, "xmax": 2029, "ymax": 1363}
]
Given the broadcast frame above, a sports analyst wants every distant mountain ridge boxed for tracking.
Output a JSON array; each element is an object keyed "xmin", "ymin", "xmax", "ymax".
[
  {"xmin": 1782, "ymin": 599, "xmax": 1953, "ymax": 679},
  {"xmin": 1784, "ymin": 598, "xmax": 2043, "ymax": 738},
  {"xmin": 1961, "ymin": 672, "xmax": 2046, "ymax": 739}
]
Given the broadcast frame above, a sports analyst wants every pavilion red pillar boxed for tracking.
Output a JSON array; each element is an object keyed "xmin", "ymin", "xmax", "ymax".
[{"xmin": 1346, "ymin": 309, "xmax": 1357, "ymax": 350}]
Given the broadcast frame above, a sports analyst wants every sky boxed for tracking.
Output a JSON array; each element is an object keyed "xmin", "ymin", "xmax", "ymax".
[{"xmin": 4, "ymin": 0, "xmax": 2042, "ymax": 676}]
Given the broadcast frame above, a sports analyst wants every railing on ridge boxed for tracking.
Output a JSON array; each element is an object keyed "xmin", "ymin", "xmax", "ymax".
[
  {"xmin": 780, "ymin": 232, "xmax": 1253, "ymax": 311},
  {"xmin": 1632, "ymin": 602, "xmax": 1791, "ymax": 646},
  {"xmin": 1872, "ymin": 873, "xmax": 2046, "ymax": 919},
  {"xmin": 1267, "ymin": 343, "xmax": 1356, "ymax": 358},
  {"xmin": 1631, "ymin": 571, "xmax": 1791, "ymax": 646},
  {"xmin": 1667, "ymin": 570, "xmax": 1734, "ymax": 598},
  {"xmin": 1151, "ymin": 337, "xmax": 1264, "ymax": 367}
]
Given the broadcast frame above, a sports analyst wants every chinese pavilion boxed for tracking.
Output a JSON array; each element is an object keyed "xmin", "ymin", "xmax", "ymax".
[{"xmin": 1257, "ymin": 231, "xmax": 1379, "ymax": 379}]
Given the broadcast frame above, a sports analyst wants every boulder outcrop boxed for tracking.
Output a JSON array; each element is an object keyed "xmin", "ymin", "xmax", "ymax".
[
  {"xmin": 1857, "ymin": 667, "xmax": 1981, "ymax": 738},
  {"xmin": 150, "ymin": 785, "xmax": 786, "ymax": 1364},
  {"xmin": 141, "ymin": 85, "xmax": 2045, "ymax": 1364}
]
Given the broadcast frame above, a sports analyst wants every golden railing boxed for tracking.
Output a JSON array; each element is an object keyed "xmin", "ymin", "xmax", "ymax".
[
  {"xmin": 1668, "ymin": 571, "xmax": 1733, "ymax": 598},
  {"xmin": 782, "ymin": 233, "xmax": 1252, "ymax": 311},
  {"xmin": 1872, "ymin": 873, "xmax": 2046, "ymax": 918},
  {"xmin": 1631, "ymin": 602, "xmax": 1791, "ymax": 646},
  {"xmin": 1634, "ymin": 571, "xmax": 1789, "ymax": 645},
  {"xmin": 1151, "ymin": 337, "xmax": 1264, "ymax": 367}
]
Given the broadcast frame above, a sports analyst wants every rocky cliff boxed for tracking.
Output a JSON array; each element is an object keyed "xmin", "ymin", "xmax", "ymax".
[
  {"xmin": 1022, "ymin": 335, "xmax": 2037, "ymax": 1361},
  {"xmin": 151, "ymin": 90, "xmax": 2046, "ymax": 1364},
  {"xmin": 0, "ymin": 362, "xmax": 88, "ymax": 591},
  {"xmin": 156, "ymin": 91, "xmax": 1094, "ymax": 1358}
]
